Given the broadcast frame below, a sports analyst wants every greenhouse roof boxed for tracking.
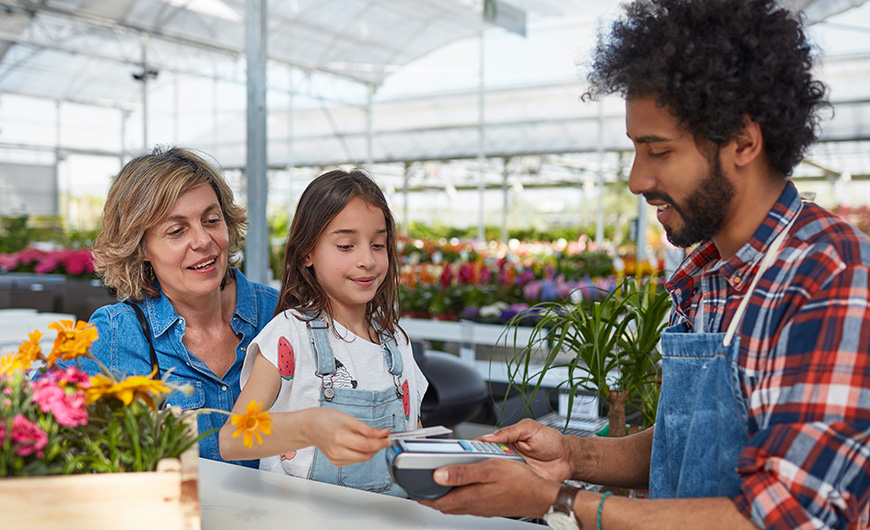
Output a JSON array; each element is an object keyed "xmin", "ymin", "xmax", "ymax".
[{"xmin": 0, "ymin": 0, "xmax": 868, "ymax": 188}]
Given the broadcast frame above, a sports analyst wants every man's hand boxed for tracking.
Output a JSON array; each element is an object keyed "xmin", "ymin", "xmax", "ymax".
[
  {"xmin": 418, "ymin": 458, "xmax": 559, "ymax": 519},
  {"xmin": 479, "ymin": 418, "xmax": 575, "ymax": 482}
]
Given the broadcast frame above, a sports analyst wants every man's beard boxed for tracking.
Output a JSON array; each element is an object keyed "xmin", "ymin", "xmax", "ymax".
[{"xmin": 644, "ymin": 152, "xmax": 735, "ymax": 248}]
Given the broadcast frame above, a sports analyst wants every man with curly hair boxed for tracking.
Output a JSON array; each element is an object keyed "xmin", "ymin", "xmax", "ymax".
[{"xmin": 420, "ymin": 1, "xmax": 870, "ymax": 529}]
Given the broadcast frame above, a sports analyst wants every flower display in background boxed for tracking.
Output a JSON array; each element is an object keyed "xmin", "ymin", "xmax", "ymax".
[
  {"xmin": 832, "ymin": 204, "xmax": 870, "ymax": 237},
  {"xmin": 0, "ymin": 247, "xmax": 95, "ymax": 278},
  {"xmin": 396, "ymin": 235, "xmax": 660, "ymax": 323}
]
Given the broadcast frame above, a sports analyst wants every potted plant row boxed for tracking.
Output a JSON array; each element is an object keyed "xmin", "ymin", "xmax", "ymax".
[{"xmin": 500, "ymin": 276, "xmax": 671, "ymax": 438}]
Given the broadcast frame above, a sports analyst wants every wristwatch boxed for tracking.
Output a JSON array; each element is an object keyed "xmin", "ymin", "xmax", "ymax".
[{"xmin": 543, "ymin": 481, "xmax": 584, "ymax": 530}]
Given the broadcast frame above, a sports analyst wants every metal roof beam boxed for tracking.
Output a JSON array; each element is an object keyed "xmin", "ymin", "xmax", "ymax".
[{"xmin": 1, "ymin": 0, "xmax": 370, "ymax": 84}]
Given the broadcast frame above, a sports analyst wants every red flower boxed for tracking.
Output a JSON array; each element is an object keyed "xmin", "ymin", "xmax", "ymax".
[{"xmin": 11, "ymin": 414, "xmax": 48, "ymax": 457}]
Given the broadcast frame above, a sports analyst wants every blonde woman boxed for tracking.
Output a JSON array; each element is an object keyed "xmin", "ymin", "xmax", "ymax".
[{"xmin": 75, "ymin": 146, "xmax": 278, "ymax": 468}]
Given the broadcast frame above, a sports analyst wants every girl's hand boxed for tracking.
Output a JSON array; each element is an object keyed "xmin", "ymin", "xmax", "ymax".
[{"xmin": 305, "ymin": 408, "xmax": 392, "ymax": 466}]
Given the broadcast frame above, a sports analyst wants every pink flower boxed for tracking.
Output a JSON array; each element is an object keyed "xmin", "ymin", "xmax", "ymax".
[
  {"xmin": 31, "ymin": 378, "xmax": 89, "ymax": 427},
  {"xmin": 11, "ymin": 414, "xmax": 48, "ymax": 457},
  {"xmin": 58, "ymin": 248, "xmax": 95, "ymax": 276},
  {"xmin": 457, "ymin": 263, "xmax": 473, "ymax": 285},
  {"xmin": 13, "ymin": 248, "xmax": 47, "ymax": 266},
  {"xmin": 523, "ymin": 280, "xmax": 542, "ymax": 300},
  {"xmin": 34, "ymin": 255, "xmax": 60, "ymax": 274},
  {"xmin": 50, "ymin": 366, "xmax": 91, "ymax": 388},
  {"xmin": 0, "ymin": 253, "xmax": 18, "ymax": 271}
]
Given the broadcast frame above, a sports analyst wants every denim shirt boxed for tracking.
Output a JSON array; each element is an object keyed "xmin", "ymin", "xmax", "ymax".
[{"xmin": 75, "ymin": 269, "xmax": 278, "ymax": 469}]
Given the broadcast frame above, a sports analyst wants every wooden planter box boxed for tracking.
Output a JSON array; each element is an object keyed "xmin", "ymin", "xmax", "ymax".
[{"xmin": 0, "ymin": 441, "xmax": 200, "ymax": 530}]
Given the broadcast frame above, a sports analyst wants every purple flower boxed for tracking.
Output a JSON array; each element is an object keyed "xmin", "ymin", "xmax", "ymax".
[{"xmin": 523, "ymin": 280, "xmax": 542, "ymax": 300}]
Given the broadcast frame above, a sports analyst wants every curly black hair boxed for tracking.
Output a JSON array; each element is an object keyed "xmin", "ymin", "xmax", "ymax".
[{"xmin": 586, "ymin": 0, "xmax": 829, "ymax": 177}]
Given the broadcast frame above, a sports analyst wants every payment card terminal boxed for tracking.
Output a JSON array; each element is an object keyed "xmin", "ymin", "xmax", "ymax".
[{"xmin": 386, "ymin": 438, "xmax": 525, "ymax": 499}]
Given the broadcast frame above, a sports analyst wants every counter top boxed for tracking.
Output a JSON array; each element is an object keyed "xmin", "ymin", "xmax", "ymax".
[{"xmin": 200, "ymin": 458, "xmax": 539, "ymax": 529}]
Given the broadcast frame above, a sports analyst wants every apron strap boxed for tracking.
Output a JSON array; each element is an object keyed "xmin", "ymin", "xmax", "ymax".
[{"xmin": 723, "ymin": 210, "xmax": 800, "ymax": 347}]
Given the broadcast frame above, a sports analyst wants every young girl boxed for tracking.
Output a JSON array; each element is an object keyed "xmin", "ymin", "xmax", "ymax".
[{"xmin": 219, "ymin": 168, "xmax": 427, "ymax": 497}]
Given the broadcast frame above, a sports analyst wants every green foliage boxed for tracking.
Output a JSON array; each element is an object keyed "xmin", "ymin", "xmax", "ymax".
[
  {"xmin": 69, "ymin": 400, "xmax": 207, "ymax": 474},
  {"xmin": 0, "ymin": 215, "xmax": 32, "ymax": 254},
  {"xmin": 401, "ymin": 221, "xmax": 617, "ymax": 245},
  {"xmin": 501, "ymin": 277, "xmax": 670, "ymax": 432},
  {"xmin": 0, "ymin": 215, "xmax": 100, "ymax": 254},
  {"xmin": 405, "ymin": 221, "xmax": 477, "ymax": 241}
]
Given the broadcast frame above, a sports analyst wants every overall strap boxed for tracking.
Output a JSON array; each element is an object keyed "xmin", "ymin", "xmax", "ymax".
[
  {"xmin": 305, "ymin": 314, "xmax": 336, "ymax": 376},
  {"xmin": 123, "ymin": 300, "xmax": 161, "ymax": 380},
  {"xmin": 380, "ymin": 332, "xmax": 404, "ymax": 378}
]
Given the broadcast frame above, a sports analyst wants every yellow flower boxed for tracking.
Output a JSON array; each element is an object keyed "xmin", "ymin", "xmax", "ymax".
[
  {"xmin": 85, "ymin": 371, "xmax": 168, "ymax": 410},
  {"xmin": 0, "ymin": 330, "xmax": 44, "ymax": 375},
  {"xmin": 111, "ymin": 374, "xmax": 168, "ymax": 409},
  {"xmin": 0, "ymin": 352, "xmax": 20, "ymax": 376},
  {"xmin": 231, "ymin": 400, "xmax": 273, "ymax": 448},
  {"xmin": 46, "ymin": 320, "xmax": 99, "ymax": 365},
  {"xmin": 85, "ymin": 373, "xmax": 116, "ymax": 405}
]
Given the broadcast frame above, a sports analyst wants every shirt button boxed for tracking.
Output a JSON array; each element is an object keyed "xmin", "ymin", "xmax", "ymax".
[
  {"xmin": 734, "ymin": 275, "xmax": 743, "ymax": 284},
  {"xmin": 241, "ymin": 347, "xmax": 246, "ymax": 352},
  {"xmin": 222, "ymin": 385, "xmax": 228, "ymax": 391}
]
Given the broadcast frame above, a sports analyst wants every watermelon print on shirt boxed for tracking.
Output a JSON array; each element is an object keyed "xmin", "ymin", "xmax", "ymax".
[{"xmin": 278, "ymin": 336, "xmax": 295, "ymax": 380}]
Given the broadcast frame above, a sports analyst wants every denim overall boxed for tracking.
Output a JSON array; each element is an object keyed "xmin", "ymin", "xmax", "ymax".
[
  {"xmin": 650, "ymin": 214, "xmax": 797, "ymax": 498},
  {"xmin": 304, "ymin": 316, "xmax": 409, "ymax": 497}
]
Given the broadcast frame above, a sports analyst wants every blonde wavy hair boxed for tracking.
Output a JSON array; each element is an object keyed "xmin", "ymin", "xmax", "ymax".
[{"xmin": 92, "ymin": 146, "xmax": 247, "ymax": 301}]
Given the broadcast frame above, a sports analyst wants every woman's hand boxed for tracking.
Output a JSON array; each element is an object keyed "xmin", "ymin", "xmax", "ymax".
[{"xmin": 304, "ymin": 408, "xmax": 392, "ymax": 466}]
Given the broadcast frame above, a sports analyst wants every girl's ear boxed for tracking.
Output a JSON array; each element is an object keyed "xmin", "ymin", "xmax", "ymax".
[{"xmin": 303, "ymin": 253, "xmax": 313, "ymax": 267}]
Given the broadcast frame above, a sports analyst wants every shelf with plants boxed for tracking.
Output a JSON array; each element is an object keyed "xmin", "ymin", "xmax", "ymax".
[{"xmin": 398, "ymin": 236, "xmax": 661, "ymax": 323}]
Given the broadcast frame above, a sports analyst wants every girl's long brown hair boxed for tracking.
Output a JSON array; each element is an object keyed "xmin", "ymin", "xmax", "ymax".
[{"xmin": 276, "ymin": 168, "xmax": 406, "ymax": 342}]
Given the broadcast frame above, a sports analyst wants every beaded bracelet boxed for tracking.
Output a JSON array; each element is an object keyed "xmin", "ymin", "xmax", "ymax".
[{"xmin": 597, "ymin": 491, "xmax": 613, "ymax": 530}]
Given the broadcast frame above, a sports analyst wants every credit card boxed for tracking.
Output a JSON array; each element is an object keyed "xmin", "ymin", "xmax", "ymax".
[{"xmin": 388, "ymin": 425, "xmax": 453, "ymax": 439}]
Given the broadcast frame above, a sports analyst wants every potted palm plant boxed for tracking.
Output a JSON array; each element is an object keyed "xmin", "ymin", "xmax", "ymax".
[{"xmin": 500, "ymin": 276, "xmax": 670, "ymax": 438}]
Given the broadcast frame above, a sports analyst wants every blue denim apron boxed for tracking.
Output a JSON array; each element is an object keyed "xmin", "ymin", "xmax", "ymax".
[
  {"xmin": 304, "ymin": 316, "xmax": 409, "ymax": 497},
  {"xmin": 650, "ymin": 214, "xmax": 797, "ymax": 498}
]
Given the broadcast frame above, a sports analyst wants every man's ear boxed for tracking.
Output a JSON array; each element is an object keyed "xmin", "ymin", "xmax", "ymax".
[{"xmin": 731, "ymin": 115, "xmax": 764, "ymax": 168}]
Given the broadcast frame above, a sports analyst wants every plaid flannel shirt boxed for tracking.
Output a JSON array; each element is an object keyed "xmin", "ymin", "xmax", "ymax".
[{"xmin": 667, "ymin": 182, "xmax": 870, "ymax": 530}]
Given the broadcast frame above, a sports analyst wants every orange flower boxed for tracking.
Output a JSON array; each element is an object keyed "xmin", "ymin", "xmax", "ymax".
[
  {"xmin": 46, "ymin": 320, "xmax": 99, "ymax": 365},
  {"xmin": 0, "ymin": 330, "xmax": 43, "ymax": 375},
  {"xmin": 231, "ymin": 400, "xmax": 273, "ymax": 448},
  {"xmin": 17, "ymin": 330, "xmax": 44, "ymax": 366}
]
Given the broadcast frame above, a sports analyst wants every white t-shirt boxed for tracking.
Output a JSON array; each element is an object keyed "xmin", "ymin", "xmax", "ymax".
[{"xmin": 242, "ymin": 309, "xmax": 428, "ymax": 477}]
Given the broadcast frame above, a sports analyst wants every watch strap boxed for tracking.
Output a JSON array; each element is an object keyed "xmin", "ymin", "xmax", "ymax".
[{"xmin": 550, "ymin": 481, "xmax": 584, "ymax": 526}]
